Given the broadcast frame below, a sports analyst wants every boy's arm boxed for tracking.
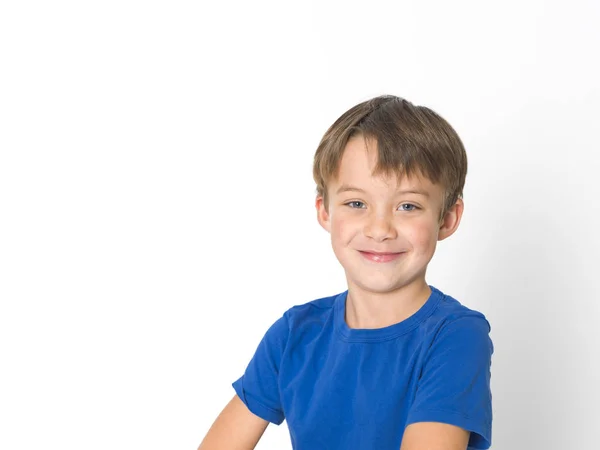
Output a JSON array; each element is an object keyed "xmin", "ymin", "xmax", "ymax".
[
  {"xmin": 400, "ymin": 422, "xmax": 470, "ymax": 450},
  {"xmin": 402, "ymin": 315, "xmax": 493, "ymax": 449},
  {"xmin": 198, "ymin": 394, "xmax": 270, "ymax": 450}
]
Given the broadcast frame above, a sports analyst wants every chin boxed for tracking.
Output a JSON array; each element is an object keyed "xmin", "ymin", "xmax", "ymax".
[
  {"xmin": 348, "ymin": 276, "xmax": 407, "ymax": 294},
  {"xmin": 348, "ymin": 269, "xmax": 426, "ymax": 293}
]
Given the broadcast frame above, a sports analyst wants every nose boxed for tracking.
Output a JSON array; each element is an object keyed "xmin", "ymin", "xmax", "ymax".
[{"xmin": 363, "ymin": 211, "xmax": 397, "ymax": 242}]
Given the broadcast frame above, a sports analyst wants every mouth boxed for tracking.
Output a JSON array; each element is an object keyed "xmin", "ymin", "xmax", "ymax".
[{"xmin": 358, "ymin": 251, "xmax": 404, "ymax": 263}]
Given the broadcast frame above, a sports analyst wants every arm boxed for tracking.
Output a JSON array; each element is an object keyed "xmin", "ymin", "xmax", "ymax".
[
  {"xmin": 403, "ymin": 315, "xmax": 494, "ymax": 449},
  {"xmin": 198, "ymin": 394, "xmax": 270, "ymax": 450},
  {"xmin": 400, "ymin": 422, "xmax": 470, "ymax": 450},
  {"xmin": 200, "ymin": 313, "xmax": 289, "ymax": 448}
]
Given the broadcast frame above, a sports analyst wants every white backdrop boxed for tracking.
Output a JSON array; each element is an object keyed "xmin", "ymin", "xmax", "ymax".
[{"xmin": 1, "ymin": 1, "xmax": 599, "ymax": 449}]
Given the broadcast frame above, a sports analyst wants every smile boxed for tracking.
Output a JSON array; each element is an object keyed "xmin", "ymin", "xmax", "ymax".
[{"xmin": 358, "ymin": 251, "xmax": 404, "ymax": 263}]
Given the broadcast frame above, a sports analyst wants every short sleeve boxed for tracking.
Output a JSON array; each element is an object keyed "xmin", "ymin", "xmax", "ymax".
[
  {"xmin": 232, "ymin": 313, "xmax": 289, "ymax": 425},
  {"xmin": 406, "ymin": 315, "xmax": 494, "ymax": 449}
]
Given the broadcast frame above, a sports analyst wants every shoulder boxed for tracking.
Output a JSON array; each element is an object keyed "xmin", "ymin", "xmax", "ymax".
[
  {"xmin": 282, "ymin": 291, "xmax": 340, "ymax": 328},
  {"xmin": 259, "ymin": 291, "xmax": 342, "ymax": 344},
  {"xmin": 423, "ymin": 287, "xmax": 494, "ymax": 354},
  {"xmin": 429, "ymin": 287, "xmax": 492, "ymax": 332}
]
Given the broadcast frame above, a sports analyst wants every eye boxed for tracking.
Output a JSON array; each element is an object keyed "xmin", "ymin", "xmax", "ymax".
[
  {"xmin": 345, "ymin": 201, "xmax": 366, "ymax": 209},
  {"xmin": 399, "ymin": 203, "xmax": 419, "ymax": 211}
]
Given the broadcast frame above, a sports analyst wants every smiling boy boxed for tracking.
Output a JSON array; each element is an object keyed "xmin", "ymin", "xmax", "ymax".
[{"xmin": 199, "ymin": 95, "xmax": 493, "ymax": 450}]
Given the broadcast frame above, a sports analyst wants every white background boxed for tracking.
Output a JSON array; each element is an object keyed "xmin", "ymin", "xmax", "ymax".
[{"xmin": 1, "ymin": 1, "xmax": 599, "ymax": 449}]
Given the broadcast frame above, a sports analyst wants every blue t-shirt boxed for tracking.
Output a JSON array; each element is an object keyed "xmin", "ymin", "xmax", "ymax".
[{"xmin": 233, "ymin": 285, "xmax": 493, "ymax": 449}]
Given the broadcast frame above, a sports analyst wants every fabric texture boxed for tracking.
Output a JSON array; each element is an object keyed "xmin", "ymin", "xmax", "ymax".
[{"xmin": 232, "ymin": 285, "xmax": 493, "ymax": 449}]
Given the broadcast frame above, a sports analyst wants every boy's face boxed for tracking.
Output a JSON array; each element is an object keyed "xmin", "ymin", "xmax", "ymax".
[{"xmin": 316, "ymin": 136, "xmax": 463, "ymax": 296}]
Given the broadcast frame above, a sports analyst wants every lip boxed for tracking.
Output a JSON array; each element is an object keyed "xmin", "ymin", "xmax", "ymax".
[{"xmin": 359, "ymin": 250, "xmax": 404, "ymax": 263}]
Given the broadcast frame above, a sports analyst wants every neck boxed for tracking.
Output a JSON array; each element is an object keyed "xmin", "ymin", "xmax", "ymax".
[{"xmin": 345, "ymin": 279, "xmax": 431, "ymax": 329}]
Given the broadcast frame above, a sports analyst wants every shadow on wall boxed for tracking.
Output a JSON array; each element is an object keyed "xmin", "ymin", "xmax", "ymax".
[{"xmin": 471, "ymin": 102, "xmax": 597, "ymax": 449}]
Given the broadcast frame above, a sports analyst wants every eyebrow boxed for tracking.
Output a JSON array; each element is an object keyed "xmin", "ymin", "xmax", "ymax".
[{"xmin": 335, "ymin": 184, "xmax": 430, "ymax": 198}]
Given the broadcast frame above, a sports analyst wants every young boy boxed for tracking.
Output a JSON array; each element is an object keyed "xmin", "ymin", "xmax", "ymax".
[{"xmin": 199, "ymin": 95, "xmax": 493, "ymax": 450}]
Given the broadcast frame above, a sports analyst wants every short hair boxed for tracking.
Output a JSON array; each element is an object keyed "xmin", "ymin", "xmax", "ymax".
[{"xmin": 312, "ymin": 95, "xmax": 468, "ymax": 221}]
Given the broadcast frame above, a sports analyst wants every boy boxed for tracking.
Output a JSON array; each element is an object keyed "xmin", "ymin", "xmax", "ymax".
[{"xmin": 199, "ymin": 95, "xmax": 493, "ymax": 449}]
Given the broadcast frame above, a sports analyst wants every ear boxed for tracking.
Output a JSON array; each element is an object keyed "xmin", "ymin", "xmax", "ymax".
[
  {"xmin": 315, "ymin": 196, "xmax": 331, "ymax": 233},
  {"xmin": 438, "ymin": 198, "xmax": 464, "ymax": 241}
]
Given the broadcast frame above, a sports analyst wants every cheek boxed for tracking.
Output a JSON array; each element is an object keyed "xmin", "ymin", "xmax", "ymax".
[
  {"xmin": 330, "ymin": 217, "xmax": 345, "ymax": 238},
  {"xmin": 406, "ymin": 221, "xmax": 438, "ymax": 250},
  {"xmin": 330, "ymin": 215, "xmax": 356, "ymax": 242}
]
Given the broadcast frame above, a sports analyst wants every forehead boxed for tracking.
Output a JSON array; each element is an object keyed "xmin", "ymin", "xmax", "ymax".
[{"xmin": 332, "ymin": 136, "xmax": 442, "ymax": 196}]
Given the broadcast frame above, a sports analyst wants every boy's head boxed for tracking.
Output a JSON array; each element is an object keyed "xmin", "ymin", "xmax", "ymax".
[
  {"xmin": 313, "ymin": 95, "xmax": 467, "ymax": 295},
  {"xmin": 313, "ymin": 95, "xmax": 467, "ymax": 222}
]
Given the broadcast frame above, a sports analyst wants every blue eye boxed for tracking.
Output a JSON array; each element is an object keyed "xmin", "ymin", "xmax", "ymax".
[
  {"xmin": 399, "ymin": 204, "xmax": 418, "ymax": 211},
  {"xmin": 345, "ymin": 201, "xmax": 366, "ymax": 209}
]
